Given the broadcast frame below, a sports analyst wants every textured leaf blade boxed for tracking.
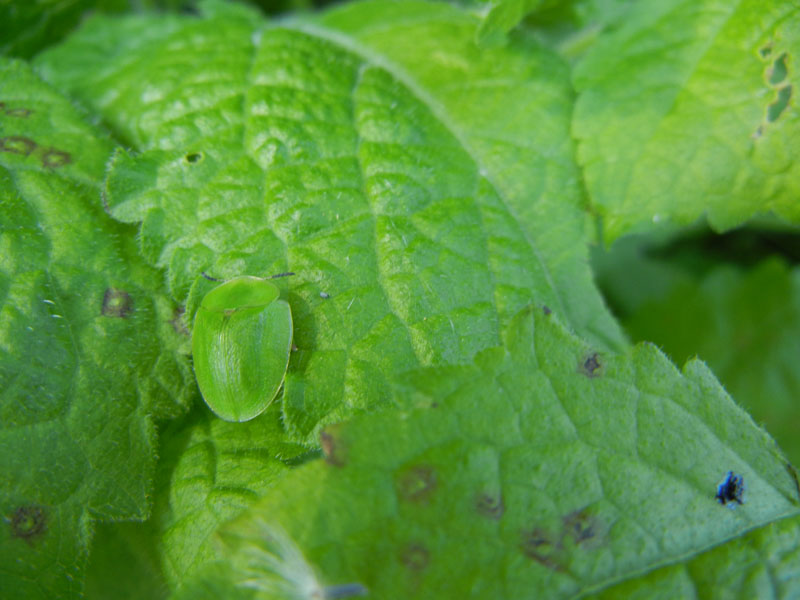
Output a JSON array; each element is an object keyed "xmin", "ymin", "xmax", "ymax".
[
  {"xmin": 574, "ymin": 0, "xmax": 800, "ymax": 241},
  {"xmin": 36, "ymin": 1, "xmax": 624, "ymax": 446},
  {"xmin": 0, "ymin": 58, "xmax": 192, "ymax": 599},
  {"xmin": 475, "ymin": 0, "xmax": 546, "ymax": 43},
  {"xmin": 595, "ymin": 234, "xmax": 800, "ymax": 467},
  {"xmin": 589, "ymin": 513, "xmax": 800, "ymax": 598},
  {"xmin": 24, "ymin": 3, "xmax": 800, "ymax": 597},
  {"xmin": 132, "ymin": 402, "xmax": 311, "ymax": 590},
  {"xmin": 167, "ymin": 513, "xmax": 800, "ymax": 599},
  {"xmin": 84, "ymin": 521, "xmax": 170, "ymax": 600},
  {"xmin": 315, "ymin": 0, "xmax": 624, "ymax": 350},
  {"xmin": 212, "ymin": 307, "xmax": 800, "ymax": 598},
  {"xmin": 0, "ymin": 0, "xmax": 125, "ymax": 59}
]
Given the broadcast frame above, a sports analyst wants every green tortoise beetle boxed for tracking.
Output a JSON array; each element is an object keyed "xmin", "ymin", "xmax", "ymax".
[{"xmin": 192, "ymin": 274, "xmax": 293, "ymax": 422}]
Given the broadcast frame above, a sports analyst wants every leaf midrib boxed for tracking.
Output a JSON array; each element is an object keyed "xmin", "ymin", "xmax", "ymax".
[{"xmin": 275, "ymin": 18, "xmax": 571, "ymax": 325}]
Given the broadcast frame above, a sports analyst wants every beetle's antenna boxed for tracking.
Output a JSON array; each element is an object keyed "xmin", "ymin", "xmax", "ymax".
[
  {"xmin": 201, "ymin": 271, "xmax": 223, "ymax": 282},
  {"xmin": 269, "ymin": 272, "xmax": 295, "ymax": 279}
]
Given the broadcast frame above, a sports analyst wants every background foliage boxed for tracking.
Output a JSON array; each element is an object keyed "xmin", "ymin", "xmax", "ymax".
[{"xmin": 1, "ymin": 0, "xmax": 799, "ymax": 598}]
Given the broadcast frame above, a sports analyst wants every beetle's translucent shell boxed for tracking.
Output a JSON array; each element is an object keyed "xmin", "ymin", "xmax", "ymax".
[{"xmin": 192, "ymin": 276, "xmax": 293, "ymax": 422}]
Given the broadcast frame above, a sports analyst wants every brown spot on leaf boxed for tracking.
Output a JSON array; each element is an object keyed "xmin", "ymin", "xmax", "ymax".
[
  {"xmin": 476, "ymin": 493, "xmax": 504, "ymax": 520},
  {"xmin": 562, "ymin": 507, "xmax": 607, "ymax": 551},
  {"xmin": 396, "ymin": 465, "xmax": 437, "ymax": 503},
  {"xmin": 580, "ymin": 353, "xmax": 602, "ymax": 378},
  {"xmin": 0, "ymin": 135, "xmax": 37, "ymax": 156},
  {"xmin": 6, "ymin": 107, "xmax": 32, "ymax": 118},
  {"xmin": 102, "ymin": 288, "xmax": 133, "ymax": 318},
  {"xmin": 320, "ymin": 426, "xmax": 346, "ymax": 467},
  {"xmin": 542, "ymin": 305, "xmax": 552, "ymax": 315},
  {"xmin": 564, "ymin": 510, "xmax": 595, "ymax": 543},
  {"xmin": 401, "ymin": 543, "xmax": 429, "ymax": 571},
  {"xmin": 10, "ymin": 505, "xmax": 47, "ymax": 544},
  {"xmin": 101, "ymin": 187, "xmax": 111, "ymax": 213},
  {"xmin": 170, "ymin": 307, "xmax": 190, "ymax": 337},
  {"xmin": 520, "ymin": 528, "xmax": 564, "ymax": 572},
  {"xmin": 41, "ymin": 148, "xmax": 72, "ymax": 168}
]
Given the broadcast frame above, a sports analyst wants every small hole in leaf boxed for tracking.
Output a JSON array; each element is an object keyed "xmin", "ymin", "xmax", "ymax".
[
  {"xmin": 759, "ymin": 43, "xmax": 773, "ymax": 59},
  {"xmin": 769, "ymin": 52, "xmax": 788, "ymax": 85},
  {"xmin": 185, "ymin": 152, "xmax": 203, "ymax": 164},
  {"xmin": 767, "ymin": 85, "xmax": 792, "ymax": 122}
]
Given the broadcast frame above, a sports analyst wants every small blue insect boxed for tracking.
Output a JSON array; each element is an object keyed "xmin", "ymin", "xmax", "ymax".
[{"xmin": 715, "ymin": 471, "xmax": 745, "ymax": 507}]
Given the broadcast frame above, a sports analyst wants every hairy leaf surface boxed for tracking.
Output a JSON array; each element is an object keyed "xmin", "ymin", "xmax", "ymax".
[
  {"xmin": 590, "ymin": 514, "xmax": 800, "ymax": 598},
  {"xmin": 574, "ymin": 0, "xmax": 800, "ymax": 241},
  {"xmin": 212, "ymin": 308, "xmax": 800, "ymax": 598},
  {"xmin": 22, "ymin": 2, "xmax": 800, "ymax": 598},
  {"xmin": 596, "ymin": 239, "xmax": 800, "ymax": 466},
  {"xmin": 144, "ymin": 402, "xmax": 310, "ymax": 589},
  {"xmin": 0, "ymin": 58, "xmax": 192, "ymax": 599},
  {"xmin": 36, "ymin": 0, "xmax": 624, "ymax": 445}
]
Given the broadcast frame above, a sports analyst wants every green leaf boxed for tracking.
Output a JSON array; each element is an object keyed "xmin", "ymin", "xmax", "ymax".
[
  {"xmin": 84, "ymin": 521, "xmax": 169, "ymax": 600},
  {"xmin": 35, "ymin": 0, "xmax": 625, "ymax": 444},
  {"xmin": 137, "ymin": 402, "xmax": 311, "ymax": 590},
  {"xmin": 20, "ymin": 2, "xmax": 800, "ymax": 597},
  {"xmin": 589, "ymin": 513, "xmax": 800, "ymax": 598},
  {"xmin": 596, "ymin": 240, "xmax": 800, "ymax": 467},
  {"xmin": 519, "ymin": 0, "xmax": 637, "ymax": 64},
  {"xmin": 0, "ymin": 58, "xmax": 192, "ymax": 599},
  {"xmin": 573, "ymin": 0, "xmax": 800, "ymax": 242},
  {"xmin": 475, "ymin": 0, "xmax": 546, "ymax": 43},
  {"xmin": 0, "ymin": 0, "xmax": 123, "ymax": 59},
  {"xmin": 81, "ymin": 400, "xmax": 313, "ymax": 599},
  {"xmin": 211, "ymin": 307, "xmax": 799, "ymax": 598},
  {"xmin": 168, "ymin": 561, "xmax": 253, "ymax": 600}
]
